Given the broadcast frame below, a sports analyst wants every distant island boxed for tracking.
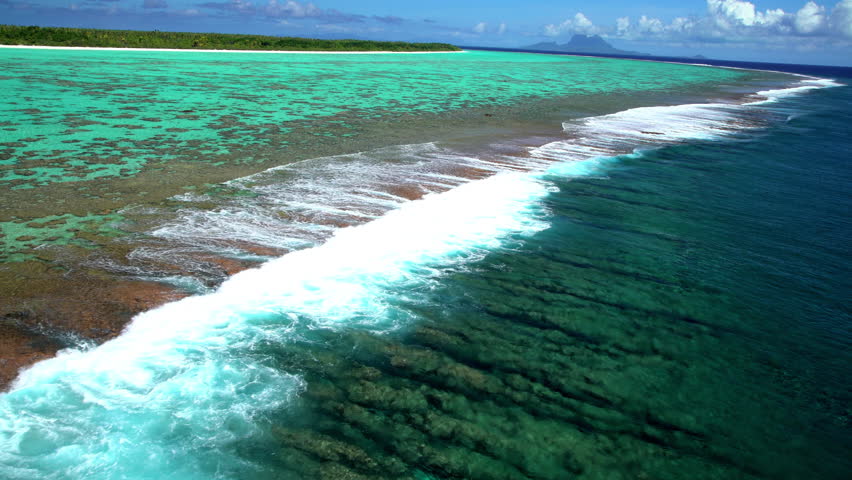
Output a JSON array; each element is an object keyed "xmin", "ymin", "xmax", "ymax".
[
  {"xmin": 0, "ymin": 25, "xmax": 460, "ymax": 52},
  {"xmin": 526, "ymin": 34, "xmax": 647, "ymax": 56}
]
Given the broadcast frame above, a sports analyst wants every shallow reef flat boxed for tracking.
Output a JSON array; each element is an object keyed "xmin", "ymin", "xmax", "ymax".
[{"xmin": 0, "ymin": 48, "xmax": 785, "ymax": 381}]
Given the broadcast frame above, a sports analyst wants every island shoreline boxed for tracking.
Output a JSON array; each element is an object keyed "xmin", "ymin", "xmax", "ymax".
[{"xmin": 0, "ymin": 44, "xmax": 466, "ymax": 54}]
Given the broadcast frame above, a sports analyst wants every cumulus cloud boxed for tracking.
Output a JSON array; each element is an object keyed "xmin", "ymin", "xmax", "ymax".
[
  {"xmin": 616, "ymin": 16, "xmax": 630, "ymax": 35},
  {"xmin": 497, "ymin": 22, "xmax": 507, "ymax": 35},
  {"xmin": 572, "ymin": 12, "xmax": 595, "ymax": 32},
  {"xmin": 544, "ymin": 12, "xmax": 598, "ymax": 36},
  {"xmin": 473, "ymin": 21, "xmax": 486, "ymax": 34},
  {"xmin": 795, "ymin": 1, "xmax": 827, "ymax": 33},
  {"xmin": 669, "ymin": 16, "xmax": 697, "ymax": 34},
  {"xmin": 833, "ymin": 0, "xmax": 852, "ymax": 36},
  {"xmin": 638, "ymin": 15, "xmax": 665, "ymax": 34},
  {"xmin": 602, "ymin": 0, "xmax": 852, "ymax": 43},
  {"xmin": 708, "ymin": 0, "xmax": 758, "ymax": 27}
]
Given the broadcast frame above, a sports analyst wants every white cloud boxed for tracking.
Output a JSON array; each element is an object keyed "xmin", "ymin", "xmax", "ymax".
[
  {"xmin": 616, "ymin": 16, "xmax": 630, "ymax": 35},
  {"xmin": 795, "ymin": 1, "xmax": 827, "ymax": 33},
  {"xmin": 473, "ymin": 21, "xmax": 487, "ymax": 34},
  {"xmin": 669, "ymin": 17, "xmax": 696, "ymax": 33},
  {"xmin": 833, "ymin": 0, "xmax": 852, "ymax": 36},
  {"xmin": 598, "ymin": 0, "xmax": 852, "ymax": 44},
  {"xmin": 707, "ymin": 0, "xmax": 792, "ymax": 29},
  {"xmin": 573, "ymin": 12, "xmax": 595, "ymax": 32},
  {"xmin": 761, "ymin": 8, "xmax": 788, "ymax": 27},
  {"xmin": 708, "ymin": 0, "xmax": 758, "ymax": 27},
  {"xmin": 497, "ymin": 22, "xmax": 507, "ymax": 35},
  {"xmin": 638, "ymin": 15, "xmax": 665, "ymax": 34},
  {"xmin": 544, "ymin": 12, "xmax": 599, "ymax": 36}
]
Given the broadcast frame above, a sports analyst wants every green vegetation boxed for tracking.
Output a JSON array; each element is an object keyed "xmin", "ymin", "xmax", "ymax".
[{"xmin": 0, "ymin": 25, "xmax": 460, "ymax": 52}]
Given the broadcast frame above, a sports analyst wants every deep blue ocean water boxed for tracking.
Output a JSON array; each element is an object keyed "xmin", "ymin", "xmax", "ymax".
[
  {"xmin": 0, "ymin": 57, "xmax": 850, "ymax": 479},
  {"xmin": 461, "ymin": 45, "xmax": 852, "ymax": 77}
]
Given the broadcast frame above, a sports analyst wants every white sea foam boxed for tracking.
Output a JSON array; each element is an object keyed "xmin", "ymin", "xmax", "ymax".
[
  {"xmin": 121, "ymin": 99, "xmax": 758, "ymax": 286},
  {"xmin": 750, "ymin": 78, "xmax": 844, "ymax": 104},
  {"xmin": 111, "ymin": 142, "xmax": 542, "ymax": 284},
  {"xmin": 0, "ymin": 172, "xmax": 551, "ymax": 479},
  {"xmin": 527, "ymin": 102, "xmax": 762, "ymax": 169},
  {"xmin": 100, "ymin": 79, "xmax": 832, "ymax": 287}
]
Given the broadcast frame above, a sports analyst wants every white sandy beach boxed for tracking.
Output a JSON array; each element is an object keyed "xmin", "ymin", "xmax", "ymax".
[{"xmin": 0, "ymin": 44, "xmax": 465, "ymax": 54}]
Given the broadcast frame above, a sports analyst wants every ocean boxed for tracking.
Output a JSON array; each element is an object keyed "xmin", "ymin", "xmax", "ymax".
[{"xmin": 0, "ymin": 48, "xmax": 850, "ymax": 479}]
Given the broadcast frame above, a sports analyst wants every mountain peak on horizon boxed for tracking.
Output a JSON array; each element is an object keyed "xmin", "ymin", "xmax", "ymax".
[
  {"xmin": 525, "ymin": 34, "xmax": 645, "ymax": 56},
  {"xmin": 565, "ymin": 34, "xmax": 610, "ymax": 47}
]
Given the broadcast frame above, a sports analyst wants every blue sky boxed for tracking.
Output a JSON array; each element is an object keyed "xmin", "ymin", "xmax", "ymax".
[{"xmin": 2, "ymin": 0, "xmax": 851, "ymax": 65}]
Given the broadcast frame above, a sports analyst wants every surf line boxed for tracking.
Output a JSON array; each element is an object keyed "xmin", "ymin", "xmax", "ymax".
[
  {"xmin": 5, "ymin": 74, "xmax": 840, "ymax": 394},
  {"xmin": 5, "ymin": 75, "xmax": 839, "ymax": 394}
]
